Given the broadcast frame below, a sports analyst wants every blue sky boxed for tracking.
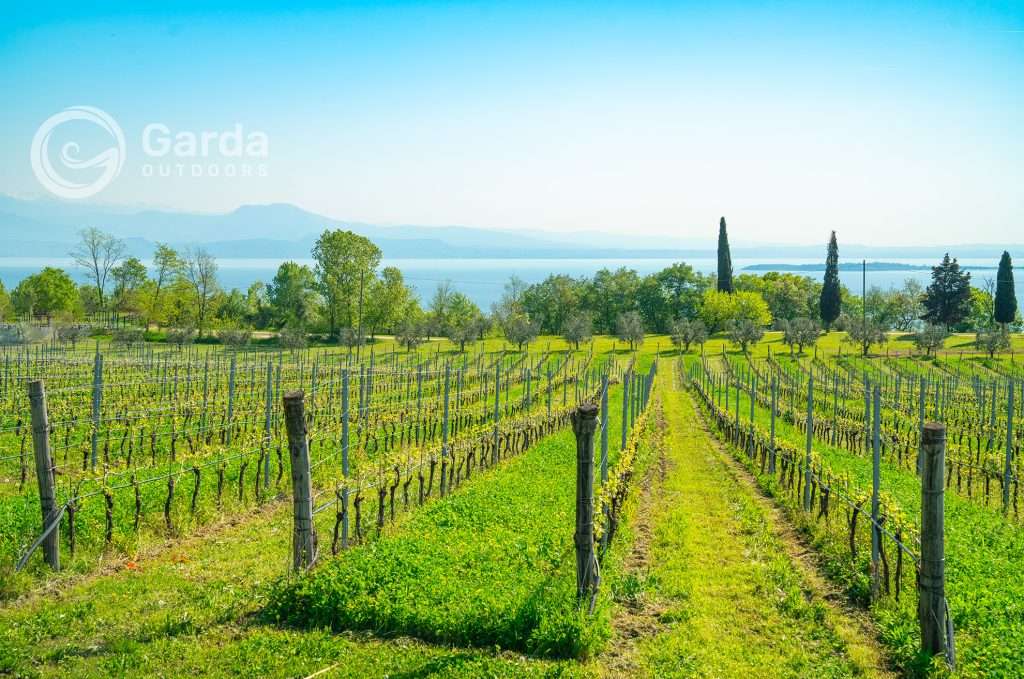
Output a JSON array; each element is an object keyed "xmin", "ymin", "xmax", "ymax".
[{"xmin": 1, "ymin": 1, "xmax": 1022, "ymax": 244}]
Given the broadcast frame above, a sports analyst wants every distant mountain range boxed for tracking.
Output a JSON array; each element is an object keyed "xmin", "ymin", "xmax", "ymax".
[{"xmin": 0, "ymin": 195, "xmax": 1020, "ymax": 262}]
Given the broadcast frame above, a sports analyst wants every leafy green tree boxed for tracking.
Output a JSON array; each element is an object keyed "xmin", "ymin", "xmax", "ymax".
[
  {"xmin": 913, "ymin": 324, "xmax": 949, "ymax": 356},
  {"xmin": 521, "ymin": 274, "xmax": 585, "ymax": 334},
  {"xmin": 396, "ymin": 304, "xmax": 428, "ymax": 351},
  {"xmin": 146, "ymin": 243, "xmax": 183, "ymax": 328},
  {"xmin": 995, "ymin": 251, "xmax": 1017, "ymax": 328},
  {"xmin": 365, "ymin": 267, "xmax": 413, "ymax": 338},
  {"xmin": 181, "ymin": 247, "xmax": 219, "ymax": 337},
  {"xmin": 670, "ymin": 318, "xmax": 707, "ymax": 353},
  {"xmin": 245, "ymin": 281, "xmax": 273, "ymax": 329},
  {"xmin": 12, "ymin": 268, "xmax": 80, "ymax": 319},
  {"xmin": 562, "ymin": 312, "xmax": 592, "ymax": 350},
  {"xmin": 727, "ymin": 319, "xmax": 763, "ymax": 353},
  {"xmin": 215, "ymin": 289, "xmax": 250, "ymax": 326},
  {"xmin": 737, "ymin": 272, "xmax": 820, "ymax": 327},
  {"xmin": 889, "ymin": 279, "xmax": 924, "ymax": 331},
  {"xmin": 921, "ymin": 253, "xmax": 972, "ymax": 328},
  {"xmin": 819, "ymin": 231, "xmax": 841, "ymax": 330},
  {"xmin": 503, "ymin": 313, "xmax": 539, "ymax": 351},
  {"xmin": 70, "ymin": 227, "xmax": 125, "ymax": 310},
  {"xmin": 700, "ymin": 289, "xmax": 772, "ymax": 333},
  {"xmin": 267, "ymin": 261, "xmax": 318, "ymax": 329},
  {"xmin": 844, "ymin": 315, "xmax": 887, "ymax": 356},
  {"xmin": 582, "ymin": 268, "xmax": 641, "ymax": 334},
  {"xmin": 717, "ymin": 217, "xmax": 733, "ymax": 293},
  {"xmin": 616, "ymin": 310, "xmax": 645, "ymax": 350},
  {"xmin": 446, "ymin": 292, "xmax": 482, "ymax": 351},
  {"xmin": 977, "ymin": 325, "xmax": 1010, "ymax": 358},
  {"xmin": 428, "ymin": 280, "xmax": 455, "ymax": 336},
  {"xmin": 781, "ymin": 317, "xmax": 819, "ymax": 355},
  {"xmin": 312, "ymin": 230, "xmax": 381, "ymax": 336},
  {"xmin": 0, "ymin": 281, "xmax": 10, "ymax": 320},
  {"xmin": 111, "ymin": 257, "xmax": 148, "ymax": 313}
]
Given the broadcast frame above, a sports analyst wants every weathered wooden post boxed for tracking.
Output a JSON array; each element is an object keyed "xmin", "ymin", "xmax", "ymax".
[
  {"xmin": 91, "ymin": 350, "xmax": 103, "ymax": 469},
  {"xmin": 919, "ymin": 421, "xmax": 952, "ymax": 667},
  {"xmin": 1003, "ymin": 380, "xmax": 1014, "ymax": 515},
  {"xmin": 283, "ymin": 390, "xmax": 317, "ymax": 570},
  {"xmin": 226, "ymin": 355, "xmax": 236, "ymax": 445},
  {"xmin": 620, "ymin": 371, "xmax": 631, "ymax": 450},
  {"xmin": 28, "ymin": 380, "xmax": 59, "ymax": 570},
  {"xmin": 572, "ymin": 403, "xmax": 599, "ymax": 604},
  {"xmin": 804, "ymin": 376, "xmax": 813, "ymax": 512},
  {"xmin": 871, "ymin": 385, "xmax": 881, "ymax": 601},
  {"xmin": 492, "ymin": 363, "xmax": 501, "ymax": 465},
  {"xmin": 917, "ymin": 376, "xmax": 926, "ymax": 475},
  {"xmin": 440, "ymin": 363, "xmax": 450, "ymax": 496},
  {"xmin": 769, "ymin": 375, "xmax": 778, "ymax": 474},
  {"xmin": 264, "ymin": 360, "xmax": 272, "ymax": 490},
  {"xmin": 599, "ymin": 374, "xmax": 609, "ymax": 551},
  {"xmin": 341, "ymin": 369, "xmax": 350, "ymax": 549}
]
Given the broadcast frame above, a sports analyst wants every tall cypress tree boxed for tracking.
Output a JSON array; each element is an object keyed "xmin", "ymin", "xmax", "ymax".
[
  {"xmin": 994, "ymin": 250, "xmax": 1017, "ymax": 328},
  {"xmin": 716, "ymin": 216, "xmax": 733, "ymax": 293},
  {"xmin": 921, "ymin": 253, "xmax": 972, "ymax": 329},
  {"xmin": 819, "ymin": 231, "xmax": 841, "ymax": 331}
]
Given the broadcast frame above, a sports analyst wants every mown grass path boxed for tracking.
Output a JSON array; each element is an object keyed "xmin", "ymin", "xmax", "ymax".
[{"xmin": 606, "ymin": 376, "xmax": 891, "ymax": 678}]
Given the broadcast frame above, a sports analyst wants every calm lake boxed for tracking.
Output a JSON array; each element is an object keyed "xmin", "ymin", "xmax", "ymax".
[{"xmin": 0, "ymin": 257, "xmax": 1011, "ymax": 310}]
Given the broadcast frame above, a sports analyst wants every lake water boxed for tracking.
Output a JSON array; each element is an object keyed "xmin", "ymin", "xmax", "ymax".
[{"xmin": 0, "ymin": 256, "xmax": 1011, "ymax": 310}]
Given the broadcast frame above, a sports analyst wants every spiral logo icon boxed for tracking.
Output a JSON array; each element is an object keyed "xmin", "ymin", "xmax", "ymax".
[{"xmin": 30, "ymin": 106, "xmax": 125, "ymax": 199}]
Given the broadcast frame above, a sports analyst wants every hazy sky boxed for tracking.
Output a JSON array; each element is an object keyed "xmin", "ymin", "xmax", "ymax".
[{"xmin": 2, "ymin": 1, "xmax": 1022, "ymax": 244}]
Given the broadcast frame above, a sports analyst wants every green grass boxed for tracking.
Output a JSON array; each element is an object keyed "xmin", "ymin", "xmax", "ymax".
[
  {"xmin": 691, "ymin": 353, "xmax": 1024, "ymax": 677},
  {"xmin": 632, "ymin": 376, "xmax": 877, "ymax": 678},
  {"xmin": 265, "ymin": 380, "xmax": 638, "ymax": 659}
]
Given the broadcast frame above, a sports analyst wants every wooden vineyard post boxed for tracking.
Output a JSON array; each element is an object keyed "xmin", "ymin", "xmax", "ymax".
[
  {"xmin": 440, "ymin": 363, "xmax": 450, "ymax": 496},
  {"xmin": 769, "ymin": 375, "xmax": 777, "ymax": 474},
  {"xmin": 28, "ymin": 380, "xmax": 60, "ymax": 570},
  {"xmin": 547, "ymin": 366, "xmax": 552, "ymax": 418},
  {"xmin": 572, "ymin": 403, "xmax": 599, "ymax": 605},
  {"xmin": 493, "ymin": 363, "xmax": 501, "ymax": 466},
  {"xmin": 283, "ymin": 390, "xmax": 317, "ymax": 571},
  {"xmin": 803, "ymin": 376, "xmax": 813, "ymax": 512},
  {"xmin": 599, "ymin": 374, "xmax": 609, "ymax": 552},
  {"xmin": 1004, "ymin": 380, "xmax": 1014, "ymax": 515},
  {"xmin": 91, "ymin": 349, "xmax": 102, "ymax": 470},
  {"xmin": 917, "ymin": 376, "xmax": 926, "ymax": 475},
  {"xmin": 871, "ymin": 385, "xmax": 881, "ymax": 601},
  {"xmin": 226, "ymin": 355, "xmax": 236, "ymax": 445},
  {"xmin": 919, "ymin": 422, "xmax": 953, "ymax": 668},
  {"xmin": 620, "ymin": 371, "xmax": 631, "ymax": 450},
  {"xmin": 264, "ymin": 360, "xmax": 272, "ymax": 490},
  {"xmin": 341, "ymin": 369, "xmax": 350, "ymax": 549}
]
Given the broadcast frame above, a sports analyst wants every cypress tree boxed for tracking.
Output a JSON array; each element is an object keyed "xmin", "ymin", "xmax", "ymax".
[
  {"xmin": 994, "ymin": 250, "xmax": 1017, "ymax": 327},
  {"xmin": 921, "ymin": 253, "xmax": 972, "ymax": 329},
  {"xmin": 819, "ymin": 230, "xmax": 841, "ymax": 331},
  {"xmin": 716, "ymin": 217, "xmax": 733, "ymax": 293}
]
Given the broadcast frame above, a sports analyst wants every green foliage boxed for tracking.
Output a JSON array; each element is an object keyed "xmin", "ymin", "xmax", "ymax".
[
  {"xmin": 842, "ymin": 315, "xmax": 887, "ymax": 356},
  {"xmin": 780, "ymin": 317, "xmax": 819, "ymax": 355},
  {"xmin": 561, "ymin": 312, "xmax": 592, "ymax": 350},
  {"xmin": 12, "ymin": 267, "xmax": 81, "ymax": 318},
  {"xmin": 717, "ymin": 216, "xmax": 733, "ymax": 293},
  {"xmin": 737, "ymin": 272, "xmax": 820, "ymax": 327},
  {"xmin": 504, "ymin": 313, "xmax": 539, "ymax": 350},
  {"xmin": 615, "ymin": 310, "xmax": 644, "ymax": 350},
  {"xmin": 267, "ymin": 261, "xmax": 318, "ymax": 329},
  {"xmin": 670, "ymin": 318, "xmax": 708, "ymax": 353},
  {"xmin": 994, "ymin": 250, "xmax": 1017, "ymax": 326},
  {"xmin": 921, "ymin": 253, "xmax": 972, "ymax": 328},
  {"xmin": 976, "ymin": 325, "xmax": 1010, "ymax": 357},
  {"xmin": 311, "ymin": 229, "xmax": 381, "ymax": 336},
  {"xmin": 266, "ymin": 429, "xmax": 611, "ymax": 659},
  {"xmin": 700, "ymin": 289, "xmax": 772, "ymax": 333},
  {"xmin": 726, "ymin": 318, "xmax": 763, "ymax": 353},
  {"xmin": 819, "ymin": 231, "xmax": 841, "ymax": 329},
  {"xmin": 912, "ymin": 323, "xmax": 948, "ymax": 356},
  {"xmin": 0, "ymin": 280, "xmax": 11, "ymax": 320}
]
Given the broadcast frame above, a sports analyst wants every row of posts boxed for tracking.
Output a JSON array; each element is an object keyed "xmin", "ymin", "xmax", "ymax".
[{"xmin": 693, "ymin": 361, "xmax": 954, "ymax": 668}]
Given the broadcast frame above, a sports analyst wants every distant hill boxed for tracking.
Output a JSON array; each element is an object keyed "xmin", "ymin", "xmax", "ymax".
[{"xmin": 1, "ymin": 195, "xmax": 1021, "ymax": 261}]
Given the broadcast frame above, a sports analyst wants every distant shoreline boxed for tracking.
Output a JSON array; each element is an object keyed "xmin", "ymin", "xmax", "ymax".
[{"xmin": 743, "ymin": 262, "xmax": 1000, "ymax": 272}]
